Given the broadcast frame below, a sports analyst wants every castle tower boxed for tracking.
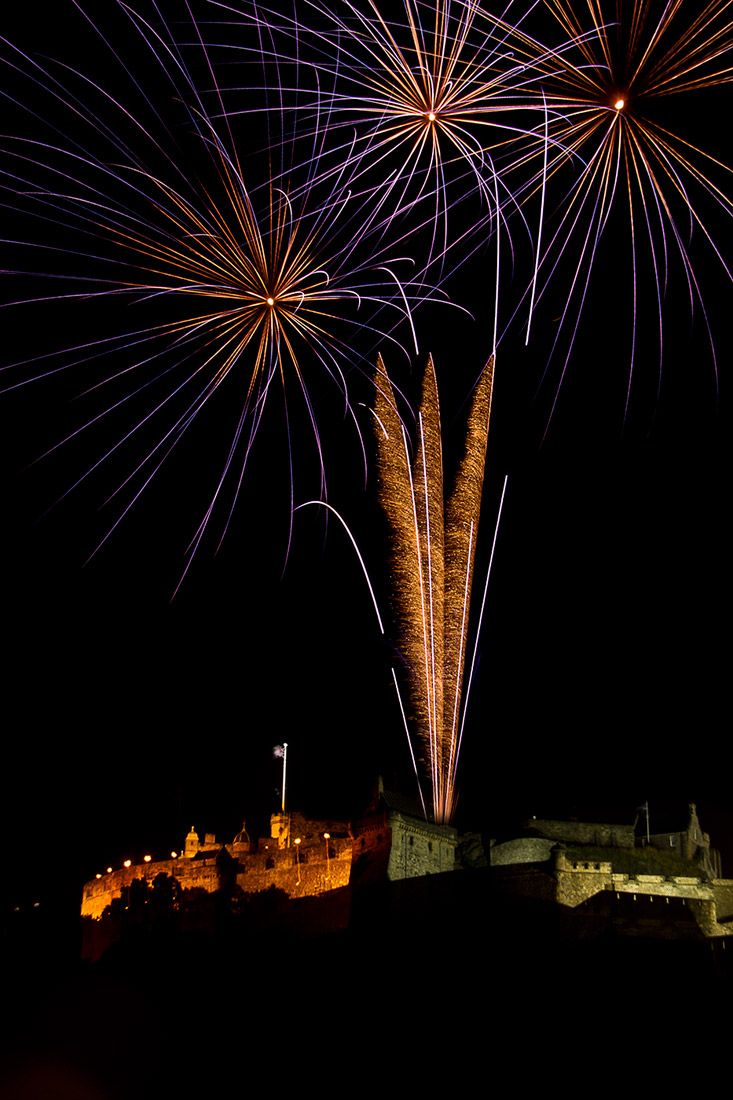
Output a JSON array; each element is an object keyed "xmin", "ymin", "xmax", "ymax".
[{"xmin": 184, "ymin": 825, "xmax": 200, "ymax": 858}]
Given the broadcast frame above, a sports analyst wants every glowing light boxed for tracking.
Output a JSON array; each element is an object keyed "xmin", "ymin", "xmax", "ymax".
[
  {"xmin": 106, "ymin": 868, "xmax": 113, "ymax": 875},
  {"xmin": 144, "ymin": 855, "xmax": 152, "ymax": 863},
  {"xmin": 614, "ymin": 99, "xmax": 625, "ymax": 111},
  {"xmin": 373, "ymin": 353, "xmax": 494, "ymax": 824},
  {"xmin": 123, "ymin": 860, "xmax": 131, "ymax": 868}
]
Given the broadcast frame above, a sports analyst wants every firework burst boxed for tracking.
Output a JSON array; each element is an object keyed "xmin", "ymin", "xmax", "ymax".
[
  {"xmin": 209, "ymin": 0, "xmax": 573, "ymax": 272},
  {"xmin": 1, "ymin": 2, "xmax": 431, "ymax": 581},
  {"xmin": 497, "ymin": 0, "xmax": 733, "ymax": 433}
]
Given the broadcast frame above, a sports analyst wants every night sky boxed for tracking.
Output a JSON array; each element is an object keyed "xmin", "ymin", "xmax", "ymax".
[{"xmin": 2, "ymin": 0, "xmax": 732, "ymax": 920}]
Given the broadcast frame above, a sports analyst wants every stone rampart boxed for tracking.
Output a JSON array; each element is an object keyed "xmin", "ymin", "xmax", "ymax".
[
  {"xmin": 525, "ymin": 819, "xmax": 635, "ymax": 849},
  {"xmin": 490, "ymin": 837, "xmax": 555, "ymax": 866},
  {"xmin": 712, "ymin": 880, "xmax": 733, "ymax": 923},
  {"xmin": 549, "ymin": 858, "xmax": 733, "ymax": 938},
  {"xmin": 82, "ymin": 858, "xmax": 184, "ymax": 921},
  {"xmin": 82, "ymin": 836, "xmax": 353, "ymax": 920},
  {"xmin": 234, "ymin": 839, "xmax": 352, "ymax": 898}
]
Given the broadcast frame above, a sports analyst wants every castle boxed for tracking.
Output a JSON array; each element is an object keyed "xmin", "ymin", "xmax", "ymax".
[{"xmin": 81, "ymin": 796, "xmax": 732, "ymax": 959}]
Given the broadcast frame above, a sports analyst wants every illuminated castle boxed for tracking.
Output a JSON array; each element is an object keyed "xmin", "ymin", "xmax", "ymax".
[
  {"xmin": 81, "ymin": 795, "xmax": 731, "ymax": 964},
  {"xmin": 80, "ymin": 782, "xmax": 462, "ymax": 957}
]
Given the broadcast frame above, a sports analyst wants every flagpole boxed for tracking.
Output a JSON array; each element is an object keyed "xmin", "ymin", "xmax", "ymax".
[{"xmin": 282, "ymin": 742, "xmax": 288, "ymax": 813}]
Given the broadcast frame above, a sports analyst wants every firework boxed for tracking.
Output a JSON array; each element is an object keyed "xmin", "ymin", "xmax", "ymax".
[
  {"xmin": 0, "ymin": 2, "xmax": 432, "ymax": 580},
  {"xmin": 208, "ymin": 0, "xmax": 574, "ymax": 273},
  {"xmin": 373, "ymin": 352, "xmax": 493, "ymax": 823},
  {"xmin": 496, "ymin": 0, "xmax": 733, "ymax": 432}
]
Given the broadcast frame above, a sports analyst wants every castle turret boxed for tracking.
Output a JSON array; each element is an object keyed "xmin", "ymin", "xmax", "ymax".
[{"xmin": 184, "ymin": 825, "xmax": 200, "ymax": 858}]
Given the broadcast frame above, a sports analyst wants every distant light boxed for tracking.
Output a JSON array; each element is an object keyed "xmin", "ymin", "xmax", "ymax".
[
  {"xmin": 33, "ymin": 902, "xmax": 40, "ymax": 908},
  {"xmin": 123, "ymin": 860, "xmax": 132, "ymax": 868},
  {"xmin": 266, "ymin": 296, "xmax": 275, "ymax": 306},
  {"xmin": 107, "ymin": 867, "xmax": 113, "ymax": 874},
  {"xmin": 615, "ymin": 98, "xmax": 624, "ymax": 110},
  {"xmin": 144, "ymin": 855, "xmax": 152, "ymax": 863},
  {"xmin": 294, "ymin": 837, "xmax": 301, "ymax": 845},
  {"xmin": 427, "ymin": 111, "xmax": 436, "ymax": 122},
  {"xmin": 323, "ymin": 833, "xmax": 330, "ymax": 840},
  {"xmin": 171, "ymin": 851, "xmax": 178, "ymax": 859},
  {"xmin": 96, "ymin": 873, "xmax": 102, "ymax": 880}
]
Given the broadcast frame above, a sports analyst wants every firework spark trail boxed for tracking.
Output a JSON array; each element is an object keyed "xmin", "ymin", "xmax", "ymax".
[
  {"xmin": 391, "ymin": 666, "xmax": 429, "ymax": 818},
  {"xmin": 492, "ymin": 0, "xmax": 733, "ymax": 430},
  {"xmin": 294, "ymin": 499, "xmax": 386, "ymax": 633},
  {"xmin": 373, "ymin": 351, "xmax": 493, "ymax": 823},
  {"xmin": 0, "ymin": 2, "xmax": 446, "ymax": 579},
  {"xmin": 454, "ymin": 469, "xmax": 506, "ymax": 775}
]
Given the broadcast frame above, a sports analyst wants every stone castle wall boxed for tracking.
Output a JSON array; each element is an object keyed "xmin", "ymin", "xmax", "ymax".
[
  {"xmin": 83, "ymin": 858, "xmax": 180, "ymax": 920},
  {"xmin": 233, "ymin": 840, "xmax": 352, "ymax": 899},
  {"xmin": 713, "ymin": 880, "xmax": 733, "ymax": 923},
  {"xmin": 385, "ymin": 812, "xmax": 456, "ymax": 880},
  {"xmin": 525, "ymin": 819, "xmax": 635, "ymax": 849},
  {"xmin": 82, "ymin": 836, "xmax": 353, "ymax": 921},
  {"xmin": 490, "ymin": 837, "xmax": 555, "ymax": 866},
  {"xmin": 553, "ymin": 849, "xmax": 733, "ymax": 937}
]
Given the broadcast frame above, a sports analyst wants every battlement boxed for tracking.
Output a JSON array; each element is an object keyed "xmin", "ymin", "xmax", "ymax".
[{"xmin": 491, "ymin": 806, "xmax": 733, "ymax": 940}]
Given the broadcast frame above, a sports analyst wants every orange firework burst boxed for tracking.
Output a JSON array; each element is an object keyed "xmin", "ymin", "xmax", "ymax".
[{"xmin": 496, "ymin": 0, "xmax": 733, "ymax": 430}]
